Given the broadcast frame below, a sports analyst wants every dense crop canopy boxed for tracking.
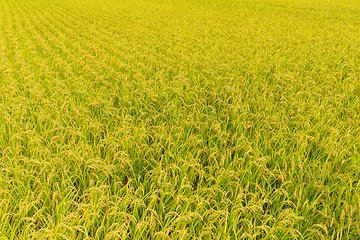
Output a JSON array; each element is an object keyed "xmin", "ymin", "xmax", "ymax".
[{"xmin": 0, "ymin": 0, "xmax": 360, "ymax": 239}]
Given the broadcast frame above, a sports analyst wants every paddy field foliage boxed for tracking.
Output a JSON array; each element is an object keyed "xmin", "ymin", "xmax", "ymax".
[{"xmin": 0, "ymin": 0, "xmax": 360, "ymax": 239}]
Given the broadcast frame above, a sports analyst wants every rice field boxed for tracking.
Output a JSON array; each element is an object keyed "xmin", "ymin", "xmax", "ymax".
[{"xmin": 1, "ymin": 0, "xmax": 360, "ymax": 239}]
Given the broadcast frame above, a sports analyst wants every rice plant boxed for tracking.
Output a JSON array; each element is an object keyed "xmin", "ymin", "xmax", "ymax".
[{"xmin": 0, "ymin": 0, "xmax": 360, "ymax": 239}]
